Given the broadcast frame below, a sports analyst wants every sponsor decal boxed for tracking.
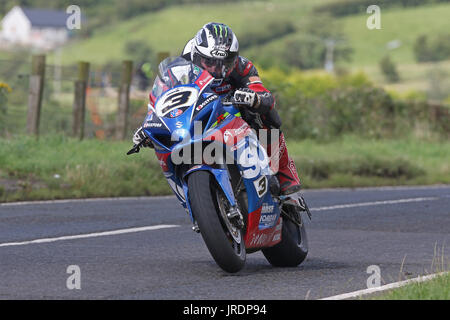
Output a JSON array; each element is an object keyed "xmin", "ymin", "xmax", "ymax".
[
  {"xmin": 196, "ymin": 94, "xmax": 218, "ymax": 111},
  {"xmin": 144, "ymin": 122, "xmax": 162, "ymax": 128},
  {"xmin": 211, "ymin": 49, "xmax": 228, "ymax": 58},
  {"xmin": 195, "ymin": 72, "xmax": 214, "ymax": 88},
  {"xmin": 250, "ymin": 233, "xmax": 270, "ymax": 246},
  {"xmin": 235, "ymin": 124, "xmax": 249, "ymax": 136},
  {"xmin": 170, "ymin": 109, "xmax": 184, "ymax": 118},
  {"xmin": 214, "ymin": 84, "xmax": 232, "ymax": 93},
  {"xmin": 260, "ymin": 213, "xmax": 277, "ymax": 224},
  {"xmin": 261, "ymin": 203, "xmax": 275, "ymax": 214},
  {"xmin": 211, "ymin": 112, "xmax": 231, "ymax": 128},
  {"xmin": 223, "ymin": 130, "xmax": 233, "ymax": 143},
  {"xmin": 176, "ymin": 121, "xmax": 183, "ymax": 129},
  {"xmin": 231, "ymin": 138, "xmax": 246, "ymax": 152}
]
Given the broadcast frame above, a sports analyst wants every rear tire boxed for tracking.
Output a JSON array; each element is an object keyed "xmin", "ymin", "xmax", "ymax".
[
  {"xmin": 262, "ymin": 217, "xmax": 308, "ymax": 267},
  {"xmin": 188, "ymin": 171, "xmax": 246, "ymax": 273}
]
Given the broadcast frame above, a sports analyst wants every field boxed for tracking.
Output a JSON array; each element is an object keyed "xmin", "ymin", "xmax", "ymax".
[
  {"xmin": 34, "ymin": 1, "xmax": 450, "ymax": 96},
  {"xmin": 53, "ymin": 1, "xmax": 450, "ymax": 65},
  {"xmin": 1, "ymin": 135, "xmax": 449, "ymax": 202},
  {"xmin": 47, "ymin": 0, "xmax": 321, "ymax": 66}
]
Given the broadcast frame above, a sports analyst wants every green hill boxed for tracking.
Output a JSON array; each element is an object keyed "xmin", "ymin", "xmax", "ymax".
[
  {"xmin": 47, "ymin": 0, "xmax": 323, "ymax": 66},
  {"xmin": 50, "ymin": 1, "xmax": 448, "ymax": 66}
]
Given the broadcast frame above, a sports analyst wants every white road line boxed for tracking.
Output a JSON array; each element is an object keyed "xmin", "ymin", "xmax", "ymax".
[
  {"xmin": 303, "ymin": 184, "xmax": 450, "ymax": 193},
  {"xmin": 311, "ymin": 197, "xmax": 440, "ymax": 212},
  {"xmin": 0, "ymin": 225, "xmax": 180, "ymax": 248},
  {"xmin": 320, "ymin": 272, "xmax": 449, "ymax": 300}
]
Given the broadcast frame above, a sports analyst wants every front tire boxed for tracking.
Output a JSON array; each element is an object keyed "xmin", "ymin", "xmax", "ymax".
[
  {"xmin": 188, "ymin": 171, "xmax": 246, "ymax": 273},
  {"xmin": 262, "ymin": 216, "xmax": 308, "ymax": 267}
]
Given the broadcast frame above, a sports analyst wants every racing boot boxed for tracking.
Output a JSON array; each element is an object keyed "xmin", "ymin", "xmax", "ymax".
[{"xmin": 265, "ymin": 132, "xmax": 302, "ymax": 195}]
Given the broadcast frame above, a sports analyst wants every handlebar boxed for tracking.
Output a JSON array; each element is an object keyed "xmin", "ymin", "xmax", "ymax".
[{"xmin": 126, "ymin": 140, "xmax": 145, "ymax": 155}]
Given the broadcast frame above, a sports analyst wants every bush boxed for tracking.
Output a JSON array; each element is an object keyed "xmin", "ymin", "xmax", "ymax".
[
  {"xmin": 298, "ymin": 156, "xmax": 425, "ymax": 180},
  {"xmin": 379, "ymin": 55, "xmax": 400, "ymax": 83},
  {"xmin": 414, "ymin": 34, "xmax": 450, "ymax": 62},
  {"xmin": 259, "ymin": 67, "xmax": 449, "ymax": 141}
]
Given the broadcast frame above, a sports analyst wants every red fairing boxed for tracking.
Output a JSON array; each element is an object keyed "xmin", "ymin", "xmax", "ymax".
[
  {"xmin": 149, "ymin": 93, "xmax": 156, "ymax": 107},
  {"xmin": 204, "ymin": 117, "xmax": 251, "ymax": 147},
  {"xmin": 244, "ymin": 207, "xmax": 283, "ymax": 249},
  {"xmin": 155, "ymin": 151, "xmax": 171, "ymax": 172}
]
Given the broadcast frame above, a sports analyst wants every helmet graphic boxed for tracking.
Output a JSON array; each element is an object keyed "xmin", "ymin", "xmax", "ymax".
[{"xmin": 191, "ymin": 22, "xmax": 239, "ymax": 80}]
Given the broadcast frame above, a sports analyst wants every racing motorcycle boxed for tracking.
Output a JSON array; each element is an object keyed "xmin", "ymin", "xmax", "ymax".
[{"xmin": 127, "ymin": 57, "xmax": 311, "ymax": 273}]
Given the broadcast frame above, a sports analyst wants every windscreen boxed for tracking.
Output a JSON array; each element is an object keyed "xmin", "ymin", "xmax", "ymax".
[{"xmin": 150, "ymin": 57, "xmax": 203, "ymax": 101}]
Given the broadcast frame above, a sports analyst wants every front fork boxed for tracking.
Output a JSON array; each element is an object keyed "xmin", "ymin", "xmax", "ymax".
[{"xmin": 182, "ymin": 165, "xmax": 244, "ymax": 233}]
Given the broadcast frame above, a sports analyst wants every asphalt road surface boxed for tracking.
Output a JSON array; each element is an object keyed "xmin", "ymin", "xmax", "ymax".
[{"xmin": 0, "ymin": 185, "xmax": 449, "ymax": 300}]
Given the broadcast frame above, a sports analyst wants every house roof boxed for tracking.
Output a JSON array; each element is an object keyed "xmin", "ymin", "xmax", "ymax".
[{"xmin": 21, "ymin": 8, "xmax": 69, "ymax": 28}]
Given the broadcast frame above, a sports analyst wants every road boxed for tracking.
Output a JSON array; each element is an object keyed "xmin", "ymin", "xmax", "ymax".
[{"xmin": 0, "ymin": 185, "xmax": 448, "ymax": 300}]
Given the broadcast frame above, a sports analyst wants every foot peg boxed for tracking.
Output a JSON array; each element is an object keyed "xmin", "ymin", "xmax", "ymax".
[{"xmin": 280, "ymin": 195, "xmax": 312, "ymax": 221}]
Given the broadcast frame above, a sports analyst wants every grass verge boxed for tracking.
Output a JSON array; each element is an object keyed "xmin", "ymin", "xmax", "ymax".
[
  {"xmin": 0, "ymin": 134, "xmax": 449, "ymax": 202},
  {"xmin": 369, "ymin": 272, "xmax": 450, "ymax": 300}
]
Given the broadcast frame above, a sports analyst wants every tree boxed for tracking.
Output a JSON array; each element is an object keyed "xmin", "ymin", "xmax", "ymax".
[{"xmin": 379, "ymin": 55, "xmax": 400, "ymax": 83}]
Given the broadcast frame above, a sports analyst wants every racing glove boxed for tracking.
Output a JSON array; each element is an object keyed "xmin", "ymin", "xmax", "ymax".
[
  {"xmin": 234, "ymin": 88, "xmax": 260, "ymax": 109},
  {"xmin": 132, "ymin": 127, "xmax": 154, "ymax": 148}
]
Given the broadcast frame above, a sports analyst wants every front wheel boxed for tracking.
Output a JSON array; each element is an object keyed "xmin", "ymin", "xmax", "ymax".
[
  {"xmin": 188, "ymin": 171, "xmax": 246, "ymax": 273},
  {"xmin": 262, "ymin": 215, "xmax": 308, "ymax": 267}
]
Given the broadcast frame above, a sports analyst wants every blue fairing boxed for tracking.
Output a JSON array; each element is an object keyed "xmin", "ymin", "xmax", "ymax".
[{"xmin": 142, "ymin": 57, "xmax": 280, "ymax": 229}]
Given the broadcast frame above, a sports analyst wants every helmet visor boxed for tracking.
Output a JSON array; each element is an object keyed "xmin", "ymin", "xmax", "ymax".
[{"xmin": 197, "ymin": 53, "xmax": 237, "ymax": 79}]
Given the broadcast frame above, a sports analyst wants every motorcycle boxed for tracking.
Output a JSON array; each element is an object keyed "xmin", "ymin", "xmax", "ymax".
[{"xmin": 128, "ymin": 57, "xmax": 311, "ymax": 273}]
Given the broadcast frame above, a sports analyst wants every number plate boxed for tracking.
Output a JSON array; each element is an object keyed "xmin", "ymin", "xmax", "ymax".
[{"xmin": 155, "ymin": 87, "xmax": 199, "ymax": 118}]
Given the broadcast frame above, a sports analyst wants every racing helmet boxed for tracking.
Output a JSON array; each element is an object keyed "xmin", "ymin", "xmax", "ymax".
[{"xmin": 191, "ymin": 22, "xmax": 239, "ymax": 80}]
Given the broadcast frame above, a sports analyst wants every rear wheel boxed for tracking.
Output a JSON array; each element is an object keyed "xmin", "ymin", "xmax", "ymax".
[
  {"xmin": 188, "ymin": 171, "xmax": 246, "ymax": 273},
  {"xmin": 262, "ymin": 210, "xmax": 308, "ymax": 267}
]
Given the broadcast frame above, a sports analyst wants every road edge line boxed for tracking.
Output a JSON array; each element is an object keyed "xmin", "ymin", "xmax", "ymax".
[{"xmin": 320, "ymin": 271, "xmax": 449, "ymax": 300}]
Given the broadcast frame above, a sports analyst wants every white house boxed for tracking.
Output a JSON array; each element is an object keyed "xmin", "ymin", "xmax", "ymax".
[{"xmin": 0, "ymin": 6, "xmax": 71, "ymax": 50}]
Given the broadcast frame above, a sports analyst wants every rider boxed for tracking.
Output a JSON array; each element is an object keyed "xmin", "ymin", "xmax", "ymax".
[{"xmin": 134, "ymin": 22, "xmax": 302, "ymax": 196}]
